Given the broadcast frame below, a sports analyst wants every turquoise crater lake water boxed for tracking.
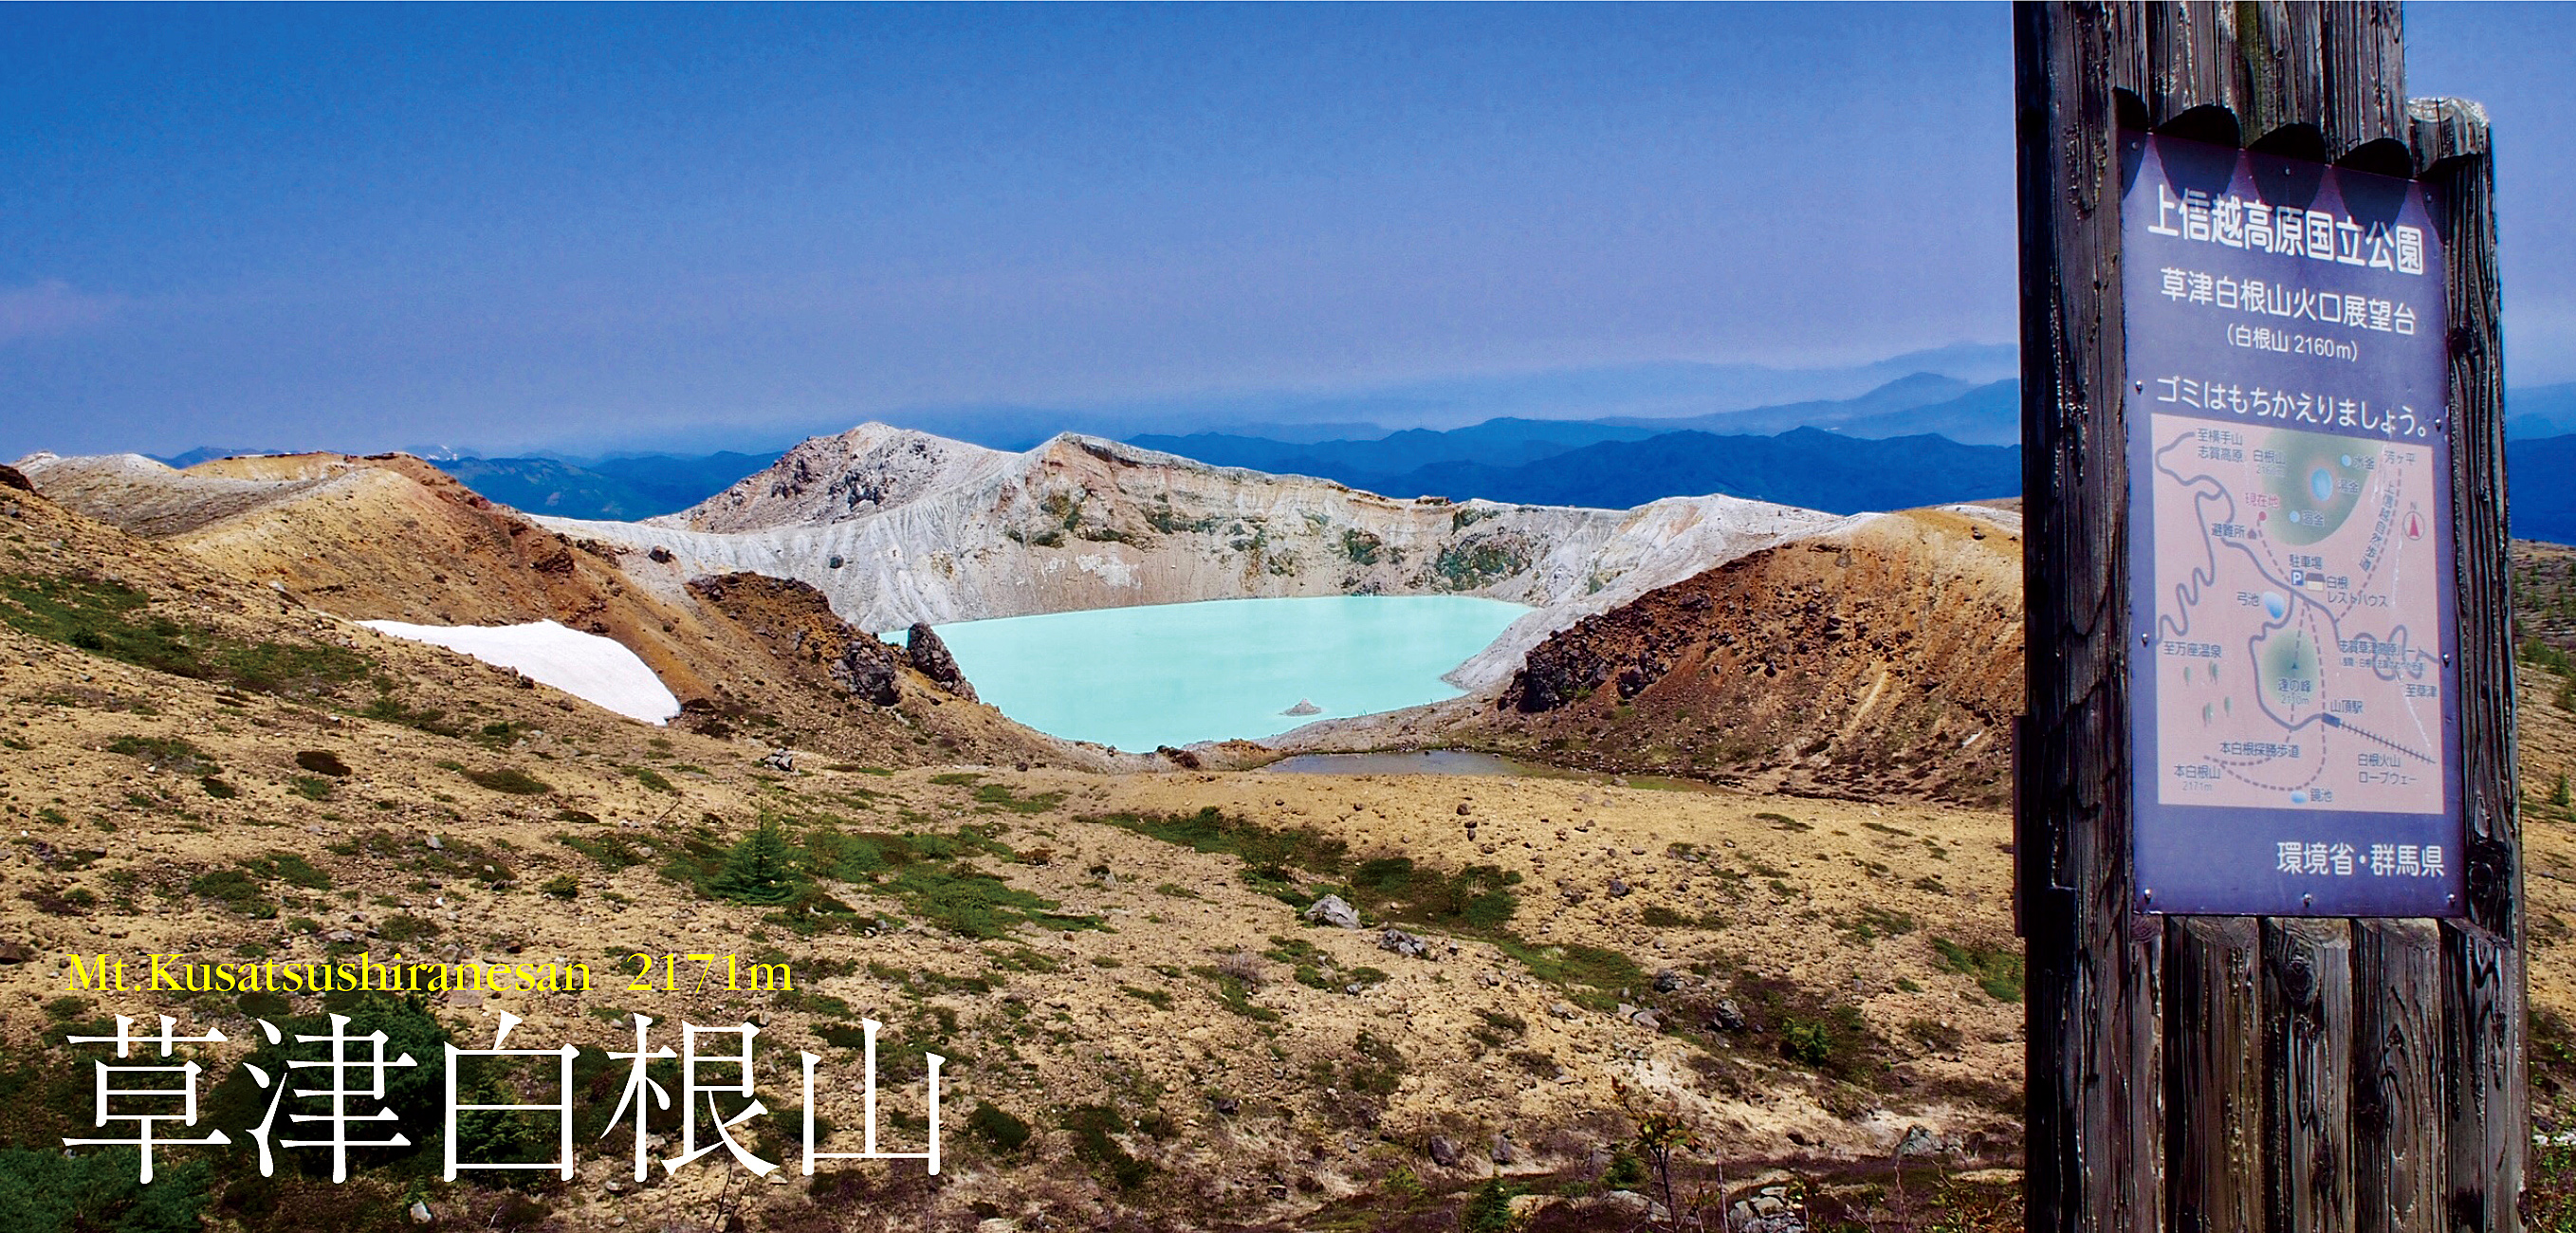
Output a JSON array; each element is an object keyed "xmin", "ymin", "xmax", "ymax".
[{"xmin": 915, "ymin": 596, "xmax": 1529, "ymax": 751}]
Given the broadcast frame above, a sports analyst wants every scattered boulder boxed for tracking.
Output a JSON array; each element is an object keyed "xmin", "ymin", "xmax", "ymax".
[
  {"xmin": 829, "ymin": 643, "xmax": 901, "ymax": 706},
  {"xmin": 1653, "ymin": 968, "xmax": 1682, "ymax": 993},
  {"xmin": 647, "ymin": 545, "xmax": 673, "ymax": 563},
  {"xmin": 1711, "ymin": 998, "xmax": 1747, "ymax": 1031},
  {"xmin": 1426, "ymin": 1136, "xmax": 1460, "ymax": 1167},
  {"xmin": 295, "ymin": 750, "xmax": 351, "ymax": 778},
  {"xmin": 1608, "ymin": 878, "xmax": 1632, "ymax": 897},
  {"xmin": 1377, "ymin": 927, "xmax": 1435, "ymax": 959},
  {"xmin": 1491, "ymin": 1132, "xmax": 1519, "ymax": 1165},
  {"xmin": 1300, "ymin": 894, "xmax": 1361, "ymax": 929},
  {"xmin": 905, "ymin": 622, "xmax": 977, "ymax": 700},
  {"xmin": 1594, "ymin": 1190, "xmax": 1651, "ymax": 1217},
  {"xmin": 762, "ymin": 747, "xmax": 796, "ymax": 773},
  {"xmin": 1731, "ymin": 1187, "xmax": 1808, "ymax": 1233}
]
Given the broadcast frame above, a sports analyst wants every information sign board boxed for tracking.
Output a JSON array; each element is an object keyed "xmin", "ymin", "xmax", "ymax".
[{"xmin": 2122, "ymin": 133, "xmax": 2464, "ymax": 916}]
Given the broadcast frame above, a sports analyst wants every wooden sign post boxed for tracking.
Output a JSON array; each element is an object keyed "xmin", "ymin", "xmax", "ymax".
[{"xmin": 2015, "ymin": 4, "xmax": 2519, "ymax": 1231}]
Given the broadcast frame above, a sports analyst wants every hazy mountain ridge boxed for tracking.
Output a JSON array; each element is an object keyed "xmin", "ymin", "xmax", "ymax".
[
  {"xmin": 1126, "ymin": 376, "xmax": 2025, "ymax": 511},
  {"xmin": 424, "ymin": 450, "xmax": 788, "ymax": 521},
  {"xmin": 2511, "ymin": 433, "xmax": 2576, "ymax": 544},
  {"xmin": 2511, "ymin": 382, "xmax": 2576, "ymax": 439},
  {"xmin": 1341, "ymin": 428, "xmax": 2020, "ymax": 516}
]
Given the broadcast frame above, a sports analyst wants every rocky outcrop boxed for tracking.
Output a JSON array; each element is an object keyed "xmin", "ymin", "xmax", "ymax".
[
  {"xmin": 538, "ymin": 427, "xmax": 1853, "ymax": 686},
  {"xmin": 831, "ymin": 644, "xmax": 902, "ymax": 706},
  {"xmin": 689, "ymin": 573, "xmax": 914, "ymax": 708},
  {"xmin": 658, "ymin": 423, "xmax": 1013, "ymax": 533},
  {"xmin": 1300, "ymin": 894, "xmax": 1361, "ymax": 929},
  {"xmin": 905, "ymin": 621, "xmax": 976, "ymax": 701}
]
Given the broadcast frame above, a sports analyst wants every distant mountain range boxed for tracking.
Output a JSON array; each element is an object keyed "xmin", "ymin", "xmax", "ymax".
[
  {"xmin": 845, "ymin": 342, "xmax": 2025, "ymax": 450},
  {"xmin": 2509, "ymin": 382, "xmax": 2576, "ymax": 440},
  {"xmin": 426, "ymin": 451, "xmax": 784, "ymax": 521},
  {"xmin": 148, "ymin": 362, "xmax": 2571, "ymax": 539},
  {"xmin": 1336, "ymin": 427, "xmax": 2020, "ymax": 515},
  {"xmin": 2510, "ymin": 434, "xmax": 2576, "ymax": 545},
  {"xmin": 1128, "ymin": 374, "xmax": 2025, "ymax": 515}
]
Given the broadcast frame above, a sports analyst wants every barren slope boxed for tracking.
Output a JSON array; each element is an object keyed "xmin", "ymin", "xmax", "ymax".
[
  {"xmin": 1277, "ymin": 506, "xmax": 2023, "ymax": 806},
  {"xmin": 0, "ymin": 483, "xmax": 2030, "ymax": 1231},
  {"xmin": 13, "ymin": 451, "xmax": 1078, "ymax": 770}
]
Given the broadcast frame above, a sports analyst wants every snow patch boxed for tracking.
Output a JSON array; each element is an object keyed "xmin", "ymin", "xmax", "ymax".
[{"xmin": 359, "ymin": 619, "xmax": 681, "ymax": 725}]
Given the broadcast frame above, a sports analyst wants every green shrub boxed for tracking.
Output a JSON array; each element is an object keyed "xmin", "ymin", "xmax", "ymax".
[
  {"xmin": 967, "ymin": 1100, "xmax": 1032, "ymax": 1151},
  {"xmin": 1065, "ymin": 1105, "xmax": 1153, "ymax": 1189},
  {"xmin": 202, "ymin": 993, "xmax": 450, "ymax": 1179},
  {"xmin": 1604, "ymin": 1148, "xmax": 1647, "ymax": 1187},
  {"xmin": 237, "ymin": 990, "xmax": 291, "ymax": 1018},
  {"xmin": 462, "ymin": 766, "xmax": 554, "ymax": 796},
  {"xmin": 190, "ymin": 868, "xmax": 274, "ymax": 918},
  {"xmin": 105, "ymin": 734, "xmax": 218, "ymax": 774},
  {"xmin": 0, "ymin": 1147, "xmax": 210, "ymax": 1233},
  {"xmin": 1462, "ymin": 1179, "xmax": 1522, "ymax": 1233},
  {"xmin": 710, "ymin": 822, "xmax": 800, "ymax": 905},
  {"xmin": 1780, "ymin": 1017, "xmax": 1836, "ymax": 1067},
  {"xmin": 235, "ymin": 852, "xmax": 332, "ymax": 891},
  {"xmin": 972, "ymin": 782, "xmax": 1065, "ymax": 814},
  {"xmin": 1931, "ymin": 937, "xmax": 2025, "ymax": 1003}
]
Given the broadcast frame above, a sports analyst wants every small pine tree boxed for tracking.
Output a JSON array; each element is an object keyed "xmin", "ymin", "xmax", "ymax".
[
  {"xmin": 1460, "ymin": 1179, "xmax": 1518, "ymax": 1233},
  {"xmin": 711, "ymin": 821, "xmax": 800, "ymax": 905},
  {"xmin": 2555, "ymin": 772, "xmax": 2571, "ymax": 812}
]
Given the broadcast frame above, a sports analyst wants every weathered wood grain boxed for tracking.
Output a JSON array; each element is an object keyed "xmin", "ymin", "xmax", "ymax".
[
  {"xmin": 2416, "ymin": 81, "xmax": 2522, "ymax": 1233},
  {"xmin": 2443, "ymin": 923, "xmax": 2521, "ymax": 1233},
  {"xmin": 2355, "ymin": 920, "xmax": 2444, "ymax": 1233},
  {"xmin": 2167, "ymin": 916, "xmax": 2263, "ymax": 1233},
  {"xmin": 2015, "ymin": 5, "xmax": 2162, "ymax": 1229},
  {"xmin": 2267, "ymin": 918, "xmax": 2356, "ymax": 1233}
]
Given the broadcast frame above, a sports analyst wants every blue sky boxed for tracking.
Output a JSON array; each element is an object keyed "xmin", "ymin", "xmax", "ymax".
[{"xmin": 1, "ymin": 3, "xmax": 2568, "ymax": 459}]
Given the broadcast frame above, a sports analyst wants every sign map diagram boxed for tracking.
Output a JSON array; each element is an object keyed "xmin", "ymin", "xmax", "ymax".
[{"xmin": 2145, "ymin": 414, "xmax": 2444, "ymax": 815}]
